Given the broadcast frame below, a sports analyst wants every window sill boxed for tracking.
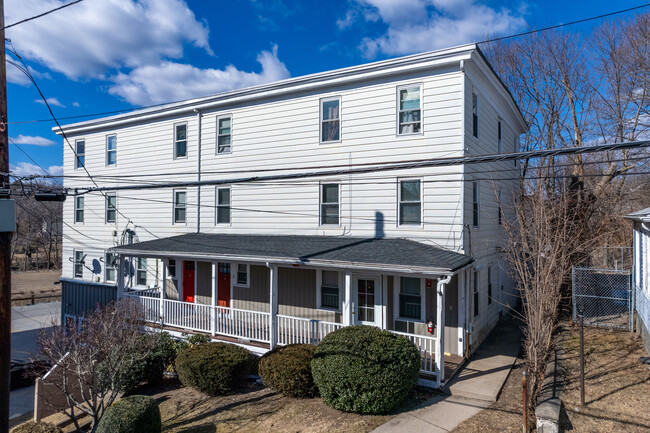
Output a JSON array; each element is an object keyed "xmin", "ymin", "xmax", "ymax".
[
  {"xmin": 233, "ymin": 283, "xmax": 250, "ymax": 288},
  {"xmin": 317, "ymin": 307, "xmax": 341, "ymax": 313},
  {"xmin": 395, "ymin": 317, "xmax": 424, "ymax": 324}
]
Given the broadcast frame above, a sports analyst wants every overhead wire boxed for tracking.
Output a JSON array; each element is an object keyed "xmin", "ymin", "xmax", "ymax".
[{"xmin": 2, "ymin": 0, "xmax": 85, "ymax": 31}]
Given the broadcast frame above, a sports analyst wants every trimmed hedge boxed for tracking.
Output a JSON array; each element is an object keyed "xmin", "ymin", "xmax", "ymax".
[
  {"xmin": 311, "ymin": 325, "xmax": 420, "ymax": 414},
  {"xmin": 175, "ymin": 342, "xmax": 257, "ymax": 395},
  {"xmin": 259, "ymin": 344, "xmax": 317, "ymax": 398},
  {"xmin": 122, "ymin": 334, "xmax": 169, "ymax": 394},
  {"xmin": 12, "ymin": 421, "xmax": 62, "ymax": 433},
  {"xmin": 95, "ymin": 395, "xmax": 161, "ymax": 433}
]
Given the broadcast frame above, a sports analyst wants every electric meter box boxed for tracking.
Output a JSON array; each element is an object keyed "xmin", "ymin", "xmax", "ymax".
[{"xmin": 0, "ymin": 199, "xmax": 16, "ymax": 232}]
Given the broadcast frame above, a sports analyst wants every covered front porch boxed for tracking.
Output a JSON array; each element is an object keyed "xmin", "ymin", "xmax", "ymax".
[{"xmin": 112, "ymin": 233, "xmax": 473, "ymax": 387}]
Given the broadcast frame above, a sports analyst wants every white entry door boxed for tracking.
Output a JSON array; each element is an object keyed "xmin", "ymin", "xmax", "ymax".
[{"xmin": 353, "ymin": 276, "xmax": 381, "ymax": 326}]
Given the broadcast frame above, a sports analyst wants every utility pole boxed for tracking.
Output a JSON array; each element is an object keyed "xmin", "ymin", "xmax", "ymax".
[{"xmin": 0, "ymin": 0, "xmax": 12, "ymax": 431}]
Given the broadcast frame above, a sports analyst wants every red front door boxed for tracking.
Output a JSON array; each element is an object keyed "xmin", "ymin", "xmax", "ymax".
[
  {"xmin": 218, "ymin": 262, "xmax": 231, "ymax": 307},
  {"xmin": 183, "ymin": 261, "xmax": 195, "ymax": 303}
]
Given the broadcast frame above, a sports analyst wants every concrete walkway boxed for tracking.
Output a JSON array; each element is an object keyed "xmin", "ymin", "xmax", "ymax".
[{"xmin": 373, "ymin": 319, "xmax": 521, "ymax": 432}]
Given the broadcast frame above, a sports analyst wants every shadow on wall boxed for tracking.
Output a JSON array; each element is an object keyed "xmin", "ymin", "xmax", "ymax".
[{"xmin": 375, "ymin": 211, "xmax": 384, "ymax": 239}]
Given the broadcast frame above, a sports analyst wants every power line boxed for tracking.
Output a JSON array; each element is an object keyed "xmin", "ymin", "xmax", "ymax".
[
  {"xmin": 8, "ymin": 137, "xmax": 50, "ymax": 176},
  {"xmin": 2, "ymin": 0, "xmax": 85, "ymax": 31}
]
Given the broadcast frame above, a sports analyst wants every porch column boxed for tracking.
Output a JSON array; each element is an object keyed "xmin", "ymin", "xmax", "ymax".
[
  {"xmin": 160, "ymin": 259, "xmax": 166, "ymax": 323},
  {"xmin": 269, "ymin": 264, "xmax": 278, "ymax": 349},
  {"xmin": 457, "ymin": 271, "xmax": 465, "ymax": 357},
  {"xmin": 343, "ymin": 271, "xmax": 352, "ymax": 326},
  {"xmin": 211, "ymin": 261, "xmax": 217, "ymax": 336},
  {"xmin": 436, "ymin": 275, "xmax": 452, "ymax": 388},
  {"xmin": 116, "ymin": 255, "xmax": 125, "ymax": 299}
]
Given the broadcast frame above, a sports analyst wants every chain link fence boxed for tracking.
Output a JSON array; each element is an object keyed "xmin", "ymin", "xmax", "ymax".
[{"xmin": 572, "ymin": 267, "xmax": 633, "ymax": 331}]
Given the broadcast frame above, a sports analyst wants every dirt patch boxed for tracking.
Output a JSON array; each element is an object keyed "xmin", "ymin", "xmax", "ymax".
[
  {"xmin": 141, "ymin": 379, "xmax": 436, "ymax": 433},
  {"xmin": 11, "ymin": 270, "xmax": 61, "ymax": 305}
]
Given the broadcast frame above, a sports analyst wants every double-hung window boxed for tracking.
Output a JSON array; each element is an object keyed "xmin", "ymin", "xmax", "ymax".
[
  {"xmin": 174, "ymin": 123, "xmax": 187, "ymax": 158},
  {"xmin": 487, "ymin": 265, "xmax": 493, "ymax": 305},
  {"xmin": 167, "ymin": 259, "xmax": 177, "ymax": 279},
  {"xmin": 105, "ymin": 193, "xmax": 116, "ymax": 223},
  {"xmin": 320, "ymin": 270, "xmax": 339, "ymax": 310},
  {"xmin": 217, "ymin": 115, "xmax": 232, "ymax": 154},
  {"xmin": 174, "ymin": 190, "xmax": 186, "ymax": 224},
  {"xmin": 472, "ymin": 92, "xmax": 479, "ymax": 138},
  {"xmin": 398, "ymin": 86, "xmax": 421, "ymax": 134},
  {"xmin": 216, "ymin": 187, "xmax": 231, "ymax": 224},
  {"xmin": 473, "ymin": 270, "xmax": 479, "ymax": 317},
  {"xmin": 75, "ymin": 139, "xmax": 85, "ymax": 169},
  {"xmin": 498, "ymin": 189, "xmax": 502, "ymax": 225},
  {"xmin": 136, "ymin": 258, "xmax": 147, "ymax": 286},
  {"xmin": 74, "ymin": 250, "xmax": 84, "ymax": 279},
  {"xmin": 399, "ymin": 179, "xmax": 421, "ymax": 225},
  {"xmin": 472, "ymin": 181, "xmax": 480, "ymax": 227},
  {"xmin": 399, "ymin": 277, "xmax": 421, "ymax": 320},
  {"xmin": 105, "ymin": 252, "xmax": 117, "ymax": 283},
  {"xmin": 235, "ymin": 264, "xmax": 249, "ymax": 287},
  {"xmin": 106, "ymin": 135, "xmax": 117, "ymax": 166},
  {"xmin": 320, "ymin": 97, "xmax": 340, "ymax": 143},
  {"xmin": 497, "ymin": 120, "xmax": 502, "ymax": 153},
  {"xmin": 74, "ymin": 196, "xmax": 84, "ymax": 223},
  {"xmin": 320, "ymin": 183, "xmax": 339, "ymax": 225}
]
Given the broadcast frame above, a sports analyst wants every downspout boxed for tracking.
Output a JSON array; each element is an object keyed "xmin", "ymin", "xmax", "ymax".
[
  {"xmin": 194, "ymin": 109, "xmax": 202, "ymax": 233},
  {"xmin": 435, "ymin": 274, "xmax": 452, "ymax": 388}
]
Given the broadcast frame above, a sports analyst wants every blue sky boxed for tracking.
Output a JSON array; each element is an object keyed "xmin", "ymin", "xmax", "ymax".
[{"xmin": 6, "ymin": 0, "xmax": 649, "ymax": 177}]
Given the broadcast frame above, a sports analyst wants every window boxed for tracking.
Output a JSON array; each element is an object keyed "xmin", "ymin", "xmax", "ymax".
[
  {"xmin": 174, "ymin": 190, "xmax": 186, "ymax": 223},
  {"xmin": 399, "ymin": 277, "xmax": 421, "ymax": 320},
  {"xmin": 105, "ymin": 193, "xmax": 116, "ymax": 223},
  {"xmin": 167, "ymin": 259, "xmax": 177, "ymax": 279},
  {"xmin": 105, "ymin": 252, "xmax": 117, "ymax": 283},
  {"xmin": 136, "ymin": 258, "xmax": 147, "ymax": 286},
  {"xmin": 497, "ymin": 120, "xmax": 502, "ymax": 153},
  {"xmin": 473, "ymin": 270, "xmax": 479, "ymax": 317},
  {"xmin": 472, "ymin": 181, "xmax": 480, "ymax": 227},
  {"xmin": 398, "ymin": 86, "xmax": 421, "ymax": 134},
  {"xmin": 399, "ymin": 179, "xmax": 421, "ymax": 225},
  {"xmin": 217, "ymin": 115, "xmax": 232, "ymax": 154},
  {"xmin": 75, "ymin": 140, "xmax": 85, "ymax": 169},
  {"xmin": 74, "ymin": 250, "xmax": 84, "ymax": 279},
  {"xmin": 472, "ymin": 92, "xmax": 478, "ymax": 138},
  {"xmin": 320, "ymin": 184, "xmax": 339, "ymax": 225},
  {"xmin": 235, "ymin": 264, "xmax": 249, "ymax": 287},
  {"xmin": 106, "ymin": 135, "xmax": 117, "ymax": 166},
  {"xmin": 216, "ymin": 187, "xmax": 231, "ymax": 224},
  {"xmin": 498, "ymin": 189, "xmax": 502, "ymax": 225},
  {"xmin": 74, "ymin": 196, "xmax": 84, "ymax": 223},
  {"xmin": 320, "ymin": 270, "xmax": 339, "ymax": 310},
  {"xmin": 487, "ymin": 265, "xmax": 492, "ymax": 305},
  {"xmin": 514, "ymin": 137, "xmax": 518, "ymax": 167},
  {"xmin": 320, "ymin": 97, "xmax": 340, "ymax": 143},
  {"xmin": 174, "ymin": 123, "xmax": 187, "ymax": 158}
]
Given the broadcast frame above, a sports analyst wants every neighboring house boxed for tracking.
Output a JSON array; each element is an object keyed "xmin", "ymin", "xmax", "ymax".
[
  {"xmin": 56, "ymin": 43, "xmax": 527, "ymax": 387},
  {"xmin": 626, "ymin": 207, "xmax": 650, "ymax": 354}
]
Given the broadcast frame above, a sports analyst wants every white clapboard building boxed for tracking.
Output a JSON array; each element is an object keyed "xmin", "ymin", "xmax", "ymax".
[{"xmin": 57, "ymin": 43, "xmax": 526, "ymax": 387}]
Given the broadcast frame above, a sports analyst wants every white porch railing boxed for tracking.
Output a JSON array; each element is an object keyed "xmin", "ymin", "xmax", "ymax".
[
  {"xmin": 164, "ymin": 299, "xmax": 212, "ymax": 333},
  {"xmin": 276, "ymin": 316, "xmax": 344, "ymax": 345},
  {"xmin": 215, "ymin": 306, "xmax": 270, "ymax": 342},
  {"xmin": 124, "ymin": 292, "xmax": 161, "ymax": 323},
  {"xmin": 390, "ymin": 330, "xmax": 438, "ymax": 374}
]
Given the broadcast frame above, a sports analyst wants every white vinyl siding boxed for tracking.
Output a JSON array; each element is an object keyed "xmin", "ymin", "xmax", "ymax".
[
  {"xmin": 320, "ymin": 97, "xmax": 340, "ymax": 143},
  {"xmin": 217, "ymin": 115, "xmax": 232, "ymax": 154},
  {"xmin": 397, "ymin": 85, "xmax": 421, "ymax": 135}
]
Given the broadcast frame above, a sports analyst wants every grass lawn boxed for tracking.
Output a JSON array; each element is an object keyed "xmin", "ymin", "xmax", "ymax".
[{"xmin": 142, "ymin": 379, "xmax": 436, "ymax": 433}]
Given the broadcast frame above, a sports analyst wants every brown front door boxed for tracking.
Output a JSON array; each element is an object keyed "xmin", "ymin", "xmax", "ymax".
[
  {"xmin": 218, "ymin": 262, "xmax": 231, "ymax": 307},
  {"xmin": 183, "ymin": 261, "xmax": 195, "ymax": 303}
]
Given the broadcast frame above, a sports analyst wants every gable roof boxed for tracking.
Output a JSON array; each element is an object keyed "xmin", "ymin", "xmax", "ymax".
[{"xmin": 111, "ymin": 233, "xmax": 473, "ymax": 275}]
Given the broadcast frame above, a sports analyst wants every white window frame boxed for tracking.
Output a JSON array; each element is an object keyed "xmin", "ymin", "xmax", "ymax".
[
  {"xmin": 497, "ymin": 119, "xmax": 502, "ymax": 153},
  {"xmin": 135, "ymin": 257, "xmax": 147, "ymax": 287},
  {"xmin": 472, "ymin": 92, "xmax": 479, "ymax": 138},
  {"xmin": 216, "ymin": 114, "xmax": 232, "ymax": 155},
  {"xmin": 106, "ymin": 134, "xmax": 117, "ymax": 166},
  {"xmin": 104, "ymin": 251, "xmax": 117, "ymax": 283},
  {"xmin": 395, "ymin": 276, "xmax": 425, "ymax": 322},
  {"xmin": 74, "ymin": 139, "xmax": 85, "ymax": 169},
  {"xmin": 316, "ymin": 270, "xmax": 342, "ymax": 312},
  {"xmin": 398, "ymin": 178, "xmax": 423, "ymax": 227},
  {"xmin": 74, "ymin": 196, "xmax": 84, "ymax": 224},
  {"xmin": 319, "ymin": 183, "xmax": 340, "ymax": 226},
  {"xmin": 173, "ymin": 122, "xmax": 188, "ymax": 159},
  {"xmin": 166, "ymin": 259, "xmax": 178, "ymax": 280},
  {"xmin": 396, "ymin": 84, "xmax": 423, "ymax": 136},
  {"xmin": 233, "ymin": 263, "xmax": 250, "ymax": 288},
  {"xmin": 216, "ymin": 186, "xmax": 231, "ymax": 225},
  {"xmin": 105, "ymin": 193, "xmax": 116, "ymax": 224},
  {"xmin": 74, "ymin": 250, "xmax": 84, "ymax": 279},
  {"xmin": 319, "ymin": 96, "xmax": 341, "ymax": 144},
  {"xmin": 472, "ymin": 180, "xmax": 480, "ymax": 228},
  {"xmin": 173, "ymin": 190, "xmax": 187, "ymax": 224}
]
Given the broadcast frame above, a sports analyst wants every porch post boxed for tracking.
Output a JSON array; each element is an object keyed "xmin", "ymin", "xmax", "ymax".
[
  {"xmin": 211, "ymin": 261, "xmax": 217, "ymax": 336},
  {"xmin": 160, "ymin": 259, "xmax": 166, "ymax": 323},
  {"xmin": 436, "ymin": 275, "xmax": 452, "ymax": 388},
  {"xmin": 343, "ymin": 271, "xmax": 352, "ymax": 326},
  {"xmin": 116, "ymin": 255, "xmax": 125, "ymax": 299},
  {"xmin": 457, "ymin": 271, "xmax": 465, "ymax": 357},
  {"xmin": 269, "ymin": 264, "xmax": 278, "ymax": 349}
]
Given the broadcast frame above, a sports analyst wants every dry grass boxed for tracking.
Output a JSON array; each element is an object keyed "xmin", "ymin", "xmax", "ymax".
[{"xmin": 11, "ymin": 270, "xmax": 61, "ymax": 305}]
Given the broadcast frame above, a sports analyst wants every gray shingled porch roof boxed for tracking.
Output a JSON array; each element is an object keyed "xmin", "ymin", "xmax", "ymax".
[
  {"xmin": 111, "ymin": 233, "xmax": 473, "ymax": 275},
  {"xmin": 624, "ymin": 207, "xmax": 650, "ymax": 221}
]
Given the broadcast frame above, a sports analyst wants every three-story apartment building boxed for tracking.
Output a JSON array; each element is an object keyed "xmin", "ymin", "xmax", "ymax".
[{"xmin": 57, "ymin": 43, "xmax": 526, "ymax": 387}]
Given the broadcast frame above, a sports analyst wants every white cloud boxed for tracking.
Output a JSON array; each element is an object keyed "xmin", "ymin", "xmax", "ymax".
[
  {"xmin": 108, "ymin": 46, "xmax": 291, "ymax": 105},
  {"xmin": 72, "ymin": 102, "xmax": 80, "ymax": 107},
  {"xmin": 47, "ymin": 165, "xmax": 64, "ymax": 176},
  {"xmin": 6, "ymin": 0, "xmax": 212, "ymax": 79},
  {"xmin": 344, "ymin": 0, "xmax": 527, "ymax": 58},
  {"xmin": 9, "ymin": 162, "xmax": 63, "ymax": 177},
  {"xmin": 35, "ymin": 97, "xmax": 65, "ymax": 108},
  {"xmin": 6, "ymin": 55, "xmax": 52, "ymax": 86},
  {"xmin": 11, "ymin": 134, "xmax": 57, "ymax": 146}
]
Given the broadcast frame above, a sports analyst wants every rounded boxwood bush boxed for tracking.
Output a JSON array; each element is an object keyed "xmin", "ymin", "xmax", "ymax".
[
  {"xmin": 175, "ymin": 342, "xmax": 257, "ymax": 395},
  {"xmin": 259, "ymin": 344, "xmax": 317, "ymax": 398},
  {"xmin": 12, "ymin": 421, "xmax": 62, "ymax": 433},
  {"xmin": 311, "ymin": 325, "xmax": 420, "ymax": 414},
  {"xmin": 95, "ymin": 395, "xmax": 161, "ymax": 433}
]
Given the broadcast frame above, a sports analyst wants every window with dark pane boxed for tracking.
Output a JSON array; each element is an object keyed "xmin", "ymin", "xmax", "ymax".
[
  {"xmin": 136, "ymin": 258, "xmax": 147, "ymax": 286},
  {"xmin": 237, "ymin": 264, "xmax": 248, "ymax": 286},
  {"xmin": 473, "ymin": 270, "xmax": 479, "ymax": 317},
  {"xmin": 74, "ymin": 250, "xmax": 84, "ymax": 278},
  {"xmin": 105, "ymin": 252, "xmax": 116, "ymax": 282},
  {"xmin": 399, "ymin": 277, "xmax": 421, "ymax": 319},
  {"xmin": 472, "ymin": 93, "xmax": 478, "ymax": 138},
  {"xmin": 217, "ymin": 187, "xmax": 231, "ymax": 224},
  {"xmin": 321, "ymin": 270, "xmax": 339, "ymax": 309},
  {"xmin": 321, "ymin": 98, "xmax": 340, "ymax": 142},
  {"xmin": 487, "ymin": 266, "xmax": 492, "ymax": 305},
  {"xmin": 357, "ymin": 279, "xmax": 375, "ymax": 322},
  {"xmin": 399, "ymin": 179, "xmax": 421, "ymax": 225},
  {"xmin": 107, "ymin": 135, "xmax": 117, "ymax": 165},
  {"xmin": 472, "ymin": 181, "xmax": 479, "ymax": 227},
  {"xmin": 174, "ymin": 191, "xmax": 186, "ymax": 223},
  {"xmin": 75, "ymin": 140, "xmax": 85, "ymax": 168},
  {"xmin": 105, "ymin": 194, "xmax": 116, "ymax": 223},
  {"xmin": 175, "ymin": 123, "xmax": 187, "ymax": 158},
  {"xmin": 320, "ymin": 183, "xmax": 339, "ymax": 225},
  {"xmin": 398, "ymin": 86, "xmax": 421, "ymax": 134},
  {"xmin": 167, "ymin": 259, "xmax": 176, "ymax": 279},
  {"xmin": 75, "ymin": 196, "xmax": 84, "ymax": 223},
  {"xmin": 217, "ymin": 116, "xmax": 231, "ymax": 154}
]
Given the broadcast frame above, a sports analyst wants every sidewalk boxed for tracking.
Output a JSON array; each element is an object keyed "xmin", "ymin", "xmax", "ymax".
[{"xmin": 372, "ymin": 318, "xmax": 522, "ymax": 432}]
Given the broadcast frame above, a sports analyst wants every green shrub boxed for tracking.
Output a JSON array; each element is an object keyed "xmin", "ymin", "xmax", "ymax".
[
  {"xmin": 96, "ymin": 395, "xmax": 161, "ymax": 433},
  {"xmin": 311, "ymin": 325, "xmax": 420, "ymax": 414},
  {"xmin": 259, "ymin": 344, "xmax": 317, "ymax": 398},
  {"xmin": 185, "ymin": 333, "xmax": 212, "ymax": 345},
  {"xmin": 175, "ymin": 342, "xmax": 257, "ymax": 395},
  {"xmin": 12, "ymin": 421, "xmax": 61, "ymax": 433},
  {"xmin": 122, "ymin": 333, "xmax": 168, "ymax": 393}
]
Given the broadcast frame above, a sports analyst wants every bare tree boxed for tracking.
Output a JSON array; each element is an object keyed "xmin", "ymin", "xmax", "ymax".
[{"xmin": 38, "ymin": 300, "xmax": 160, "ymax": 432}]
